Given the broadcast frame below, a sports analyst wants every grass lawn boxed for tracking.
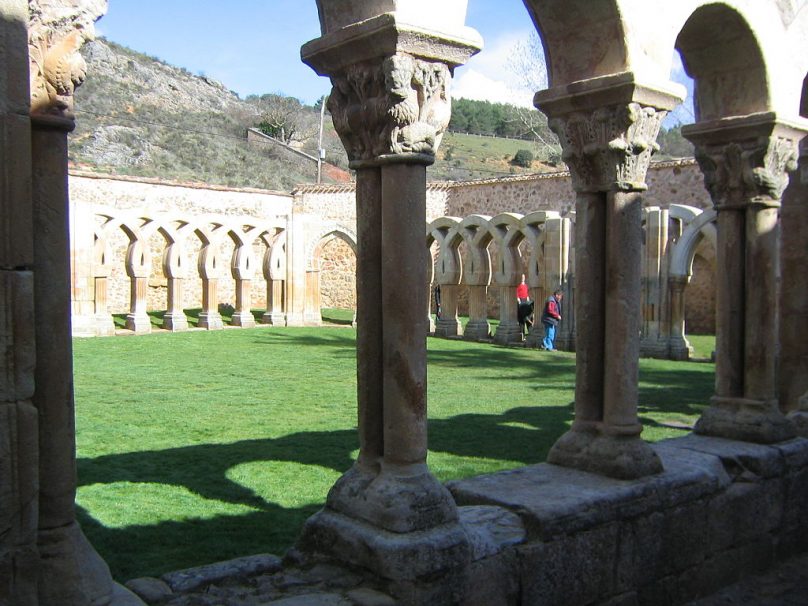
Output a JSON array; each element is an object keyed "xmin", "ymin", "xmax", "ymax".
[{"xmin": 73, "ymin": 323, "xmax": 714, "ymax": 582}]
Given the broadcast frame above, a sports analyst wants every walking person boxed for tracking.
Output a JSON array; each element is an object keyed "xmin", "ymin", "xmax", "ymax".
[
  {"xmin": 541, "ymin": 289, "xmax": 563, "ymax": 351},
  {"xmin": 516, "ymin": 274, "xmax": 533, "ymax": 340}
]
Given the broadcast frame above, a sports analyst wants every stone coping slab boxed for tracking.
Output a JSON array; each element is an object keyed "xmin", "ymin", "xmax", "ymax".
[{"xmin": 447, "ymin": 435, "xmax": 808, "ymax": 541}]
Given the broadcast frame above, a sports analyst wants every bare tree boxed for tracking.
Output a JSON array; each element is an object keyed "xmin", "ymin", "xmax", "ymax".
[
  {"xmin": 248, "ymin": 93, "xmax": 318, "ymax": 145},
  {"xmin": 505, "ymin": 32, "xmax": 563, "ymax": 163}
]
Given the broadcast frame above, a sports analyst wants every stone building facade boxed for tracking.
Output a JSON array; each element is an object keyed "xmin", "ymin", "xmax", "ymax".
[{"xmin": 67, "ymin": 157, "xmax": 718, "ymax": 346}]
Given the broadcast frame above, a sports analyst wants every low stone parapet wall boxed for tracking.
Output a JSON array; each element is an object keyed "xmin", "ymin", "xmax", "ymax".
[{"xmin": 448, "ymin": 434, "xmax": 808, "ymax": 605}]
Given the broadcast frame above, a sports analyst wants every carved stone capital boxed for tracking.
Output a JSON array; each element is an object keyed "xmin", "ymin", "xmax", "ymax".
[
  {"xmin": 682, "ymin": 112, "xmax": 806, "ymax": 209},
  {"xmin": 28, "ymin": 0, "xmax": 108, "ymax": 123},
  {"xmin": 302, "ymin": 10, "xmax": 480, "ymax": 168},
  {"xmin": 548, "ymin": 102, "xmax": 666, "ymax": 193},
  {"xmin": 535, "ymin": 74, "xmax": 683, "ymax": 193},
  {"xmin": 327, "ymin": 53, "xmax": 452, "ymax": 167}
]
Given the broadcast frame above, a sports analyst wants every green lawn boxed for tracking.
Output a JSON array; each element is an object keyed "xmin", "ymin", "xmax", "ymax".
[{"xmin": 73, "ymin": 324, "xmax": 714, "ymax": 581}]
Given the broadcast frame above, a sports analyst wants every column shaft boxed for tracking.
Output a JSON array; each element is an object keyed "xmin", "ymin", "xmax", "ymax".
[
  {"xmin": 603, "ymin": 191, "xmax": 642, "ymax": 430},
  {"xmin": 744, "ymin": 205, "xmax": 778, "ymax": 400},
  {"xmin": 572, "ymin": 192, "xmax": 606, "ymax": 425},
  {"xmin": 714, "ymin": 208, "xmax": 745, "ymax": 399},
  {"xmin": 31, "ymin": 119, "xmax": 116, "ymax": 606},
  {"xmin": 381, "ymin": 164, "xmax": 427, "ymax": 469},
  {"xmin": 355, "ymin": 168, "xmax": 384, "ymax": 470}
]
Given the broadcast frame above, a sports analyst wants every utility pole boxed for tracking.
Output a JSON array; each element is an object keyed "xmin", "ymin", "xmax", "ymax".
[{"xmin": 317, "ymin": 94, "xmax": 328, "ymax": 184}]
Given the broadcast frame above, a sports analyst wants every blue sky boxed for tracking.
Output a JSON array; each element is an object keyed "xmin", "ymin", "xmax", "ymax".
[
  {"xmin": 95, "ymin": 1, "xmax": 692, "ymax": 122},
  {"xmin": 95, "ymin": 0, "xmax": 546, "ymax": 104}
]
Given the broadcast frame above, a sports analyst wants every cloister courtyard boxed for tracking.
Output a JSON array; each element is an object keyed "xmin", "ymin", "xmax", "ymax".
[{"xmin": 72, "ymin": 321, "xmax": 715, "ymax": 580}]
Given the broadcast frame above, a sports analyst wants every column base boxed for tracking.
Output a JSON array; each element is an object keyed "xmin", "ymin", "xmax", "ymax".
[
  {"xmin": 694, "ymin": 396, "xmax": 795, "ymax": 444},
  {"xmin": 555, "ymin": 331, "xmax": 575, "ymax": 352},
  {"xmin": 261, "ymin": 312, "xmax": 286, "ymax": 326},
  {"xmin": 289, "ymin": 463, "xmax": 469, "ymax": 584},
  {"xmin": 304, "ymin": 311, "xmax": 322, "ymax": 326},
  {"xmin": 493, "ymin": 321, "xmax": 523, "ymax": 345},
  {"xmin": 230, "ymin": 311, "xmax": 256, "ymax": 328},
  {"xmin": 124, "ymin": 313, "xmax": 151, "ymax": 334},
  {"xmin": 525, "ymin": 324, "xmax": 542, "ymax": 348},
  {"xmin": 668, "ymin": 337, "xmax": 694, "ymax": 361},
  {"xmin": 325, "ymin": 464, "xmax": 459, "ymax": 533},
  {"xmin": 788, "ymin": 395, "xmax": 808, "ymax": 436},
  {"xmin": 463, "ymin": 319, "xmax": 490, "ymax": 341},
  {"xmin": 435, "ymin": 318, "xmax": 462, "ymax": 338},
  {"xmin": 547, "ymin": 422, "xmax": 663, "ymax": 480},
  {"xmin": 71, "ymin": 313, "xmax": 97, "ymax": 337},
  {"xmin": 38, "ymin": 520, "xmax": 146, "ymax": 606},
  {"xmin": 163, "ymin": 312, "xmax": 189, "ymax": 332},
  {"xmin": 94, "ymin": 314, "xmax": 116, "ymax": 337},
  {"xmin": 198, "ymin": 312, "xmax": 223, "ymax": 330},
  {"xmin": 289, "ymin": 508, "xmax": 470, "ymax": 584},
  {"xmin": 285, "ymin": 312, "xmax": 305, "ymax": 327}
]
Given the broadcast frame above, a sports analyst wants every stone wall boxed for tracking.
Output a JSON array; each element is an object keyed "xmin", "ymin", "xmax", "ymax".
[
  {"xmin": 70, "ymin": 160, "xmax": 717, "ymax": 342},
  {"xmin": 318, "ymin": 237, "xmax": 356, "ymax": 309},
  {"xmin": 442, "ymin": 159, "xmax": 711, "ymax": 218},
  {"xmin": 449, "ymin": 434, "xmax": 808, "ymax": 606}
]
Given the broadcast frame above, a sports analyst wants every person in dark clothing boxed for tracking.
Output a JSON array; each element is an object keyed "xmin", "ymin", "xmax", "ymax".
[
  {"xmin": 541, "ymin": 289, "xmax": 563, "ymax": 351},
  {"xmin": 517, "ymin": 298, "xmax": 534, "ymax": 338}
]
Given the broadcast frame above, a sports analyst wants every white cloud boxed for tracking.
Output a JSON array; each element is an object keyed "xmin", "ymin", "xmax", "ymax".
[{"xmin": 452, "ymin": 30, "xmax": 541, "ymax": 107}]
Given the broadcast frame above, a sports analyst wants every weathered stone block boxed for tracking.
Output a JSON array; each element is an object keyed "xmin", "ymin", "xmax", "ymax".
[
  {"xmin": 0, "ymin": 271, "xmax": 35, "ymax": 402},
  {"xmin": 0, "ymin": 113, "xmax": 33, "ymax": 268},
  {"xmin": 458, "ymin": 505, "xmax": 525, "ymax": 560},
  {"xmin": 693, "ymin": 536, "xmax": 775, "ymax": 598},
  {"xmin": 708, "ymin": 481, "xmax": 784, "ymax": 552},
  {"xmin": 667, "ymin": 434, "xmax": 786, "ymax": 479},
  {"xmin": 0, "ymin": 2, "xmax": 31, "ymax": 115},
  {"xmin": 518, "ymin": 523, "xmax": 619, "ymax": 606},
  {"xmin": 0, "ymin": 547, "xmax": 39, "ymax": 606},
  {"xmin": 658, "ymin": 500, "xmax": 711, "ymax": 574},
  {"xmin": 461, "ymin": 549, "xmax": 520, "ymax": 606},
  {"xmin": 614, "ymin": 512, "xmax": 665, "ymax": 593},
  {"xmin": 597, "ymin": 591, "xmax": 638, "ymax": 606},
  {"xmin": 161, "ymin": 553, "xmax": 282, "ymax": 593}
]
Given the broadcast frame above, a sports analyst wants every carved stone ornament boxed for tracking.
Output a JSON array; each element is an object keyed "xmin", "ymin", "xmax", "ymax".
[
  {"xmin": 548, "ymin": 102, "xmax": 666, "ymax": 193},
  {"xmin": 28, "ymin": 0, "xmax": 108, "ymax": 120},
  {"xmin": 693, "ymin": 134, "xmax": 799, "ymax": 208},
  {"xmin": 327, "ymin": 53, "xmax": 452, "ymax": 168}
]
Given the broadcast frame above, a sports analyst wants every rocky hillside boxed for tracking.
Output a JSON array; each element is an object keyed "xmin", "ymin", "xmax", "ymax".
[{"xmin": 70, "ymin": 39, "xmax": 347, "ymax": 191}]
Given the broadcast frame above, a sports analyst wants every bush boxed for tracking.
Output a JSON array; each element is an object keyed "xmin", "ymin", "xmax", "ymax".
[{"xmin": 512, "ymin": 149, "xmax": 534, "ymax": 168}]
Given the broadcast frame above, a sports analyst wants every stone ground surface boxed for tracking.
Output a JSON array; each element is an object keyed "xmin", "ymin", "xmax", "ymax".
[{"xmin": 128, "ymin": 551, "xmax": 808, "ymax": 605}]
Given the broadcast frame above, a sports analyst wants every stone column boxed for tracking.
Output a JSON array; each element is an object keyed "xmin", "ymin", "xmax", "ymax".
[
  {"xmin": 27, "ymin": 1, "xmax": 143, "ymax": 603},
  {"xmin": 69, "ymin": 199, "xmax": 97, "ymax": 336},
  {"xmin": 0, "ymin": 3, "xmax": 39, "ymax": 603},
  {"xmin": 461, "ymin": 226, "xmax": 491, "ymax": 341},
  {"xmin": 782, "ymin": 137, "xmax": 808, "ymax": 433},
  {"xmin": 231, "ymin": 246, "xmax": 256, "ymax": 328},
  {"xmin": 435, "ymin": 283, "xmax": 461, "ymax": 337},
  {"xmin": 668, "ymin": 275, "xmax": 694, "ymax": 361},
  {"xmin": 284, "ymin": 215, "xmax": 306, "ymax": 326},
  {"xmin": 197, "ymin": 244, "xmax": 223, "ymax": 330},
  {"xmin": 640, "ymin": 207, "xmax": 672, "ymax": 358},
  {"xmin": 124, "ymin": 240, "xmax": 151, "ymax": 334},
  {"xmin": 536, "ymin": 74, "xmax": 681, "ymax": 479},
  {"xmin": 304, "ymin": 269, "xmax": 323, "ymax": 325},
  {"xmin": 464, "ymin": 284, "xmax": 490, "ymax": 340},
  {"xmin": 93, "ymin": 237, "xmax": 116, "ymax": 336},
  {"xmin": 493, "ymin": 236, "xmax": 523, "ymax": 345},
  {"xmin": 293, "ymin": 6, "xmax": 481, "ymax": 586},
  {"xmin": 261, "ymin": 236, "xmax": 286, "ymax": 326},
  {"xmin": 683, "ymin": 113, "xmax": 805, "ymax": 442},
  {"xmin": 162, "ymin": 243, "xmax": 188, "ymax": 331}
]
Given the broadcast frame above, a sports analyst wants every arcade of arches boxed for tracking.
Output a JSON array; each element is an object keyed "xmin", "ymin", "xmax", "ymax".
[{"xmin": 2, "ymin": 0, "xmax": 808, "ymax": 605}]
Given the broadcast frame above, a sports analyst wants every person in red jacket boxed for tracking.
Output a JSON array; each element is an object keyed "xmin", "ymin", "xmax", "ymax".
[{"xmin": 541, "ymin": 289, "xmax": 563, "ymax": 351}]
